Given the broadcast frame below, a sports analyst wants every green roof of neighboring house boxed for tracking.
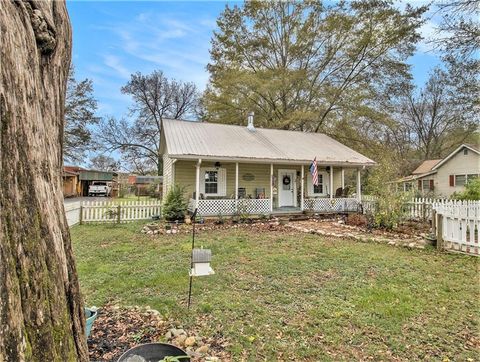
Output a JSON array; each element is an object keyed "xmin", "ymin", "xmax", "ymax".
[{"xmin": 79, "ymin": 170, "xmax": 115, "ymax": 181}]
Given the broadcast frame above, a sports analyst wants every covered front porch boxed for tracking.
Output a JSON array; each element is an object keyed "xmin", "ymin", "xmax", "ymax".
[{"xmin": 180, "ymin": 159, "xmax": 363, "ymax": 216}]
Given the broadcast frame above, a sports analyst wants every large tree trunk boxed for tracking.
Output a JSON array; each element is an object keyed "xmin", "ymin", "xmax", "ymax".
[{"xmin": 0, "ymin": 1, "xmax": 88, "ymax": 361}]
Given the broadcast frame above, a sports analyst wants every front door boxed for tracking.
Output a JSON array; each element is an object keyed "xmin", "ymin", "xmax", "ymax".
[{"xmin": 278, "ymin": 170, "xmax": 296, "ymax": 207}]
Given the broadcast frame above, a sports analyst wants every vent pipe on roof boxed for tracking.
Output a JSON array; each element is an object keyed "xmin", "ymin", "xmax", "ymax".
[{"xmin": 247, "ymin": 111, "xmax": 255, "ymax": 131}]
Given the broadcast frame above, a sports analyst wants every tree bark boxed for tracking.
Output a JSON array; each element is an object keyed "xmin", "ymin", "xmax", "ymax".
[{"xmin": 0, "ymin": 1, "xmax": 88, "ymax": 361}]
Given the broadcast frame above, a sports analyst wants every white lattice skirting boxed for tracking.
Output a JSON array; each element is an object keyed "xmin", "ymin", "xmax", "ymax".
[
  {"xmin": 304, "ymin": 198, "xmax": 359, "ymax": 212},
  {"xmin": 189, "ymin": 198, "xmax": 271, "ymax": 216}
]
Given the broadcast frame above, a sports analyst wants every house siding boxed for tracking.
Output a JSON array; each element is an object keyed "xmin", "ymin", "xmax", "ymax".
[
  {"xmin": 162, "ymin": 154, "xmax": 173, "ymax": 197},
  {"xmin": 435, "ymin": 148, "xmax": 480, "ymax": 197},
  {"xmin": 174, "ymin": 160, "xmax": 346, "ymax": 207}
]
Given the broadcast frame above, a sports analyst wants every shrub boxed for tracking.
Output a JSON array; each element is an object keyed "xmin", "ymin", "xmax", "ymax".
[
  {"xmin": 364, "ymin": 157, "xmax": 413, "ymax": 230},
  {"xmin": 162, "ymin": 185, "xmax": 187, "ymax": 222},
  {"xmin": 451, "ymin": 178, "xmax": 480, "ymax": 200}
]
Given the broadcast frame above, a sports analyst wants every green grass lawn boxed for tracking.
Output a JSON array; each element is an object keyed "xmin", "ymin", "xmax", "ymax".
[{"xmin": 71, "ymin": 222, "xmax": 479, "ymax": 361}]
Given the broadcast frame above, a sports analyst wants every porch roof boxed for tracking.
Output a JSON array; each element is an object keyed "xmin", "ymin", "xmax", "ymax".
[{"xmin": 163, "ymin": 119, "xmax": 375, "ymax": 167}]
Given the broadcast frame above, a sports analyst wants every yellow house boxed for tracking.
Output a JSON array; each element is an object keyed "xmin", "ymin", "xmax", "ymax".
[
  {"xmin": 161, "ymin": 117, "xmax": 376, "ymax": 216},
  {"xmin": 397, "ymin": 144, "xmax": 480, "ymax": 197}
]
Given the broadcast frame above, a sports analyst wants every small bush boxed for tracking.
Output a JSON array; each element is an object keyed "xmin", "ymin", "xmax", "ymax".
[
  {"xmin": 364, "ymin": 157, "xmax": 413, "ymax": 230},
  {"xmin": 162, "ymin": 185, "xmax": 187, "ymax": 222},
  {"xmin": 346, "ymin": 213, "xmax": 367, "ymax": 227},
  {"xmin": 451, "ymin": 178, "xmax": 480, "ymax": 200}
]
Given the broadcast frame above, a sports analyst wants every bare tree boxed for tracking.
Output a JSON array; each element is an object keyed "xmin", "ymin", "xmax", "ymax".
[
  {"xmin": 1, "ymin": 1, "xmax": 88, "ymax": 360},
  {"xmin": 397, "ymin": 68, "xmax": 478, "ymax": 159},
  {"xmin": 97, "ymin": 71, "xmax": 199, "ymax": 175},
  {"xmin": 89, "ymin": 154, "xmax": 121, "ymax": 171}
]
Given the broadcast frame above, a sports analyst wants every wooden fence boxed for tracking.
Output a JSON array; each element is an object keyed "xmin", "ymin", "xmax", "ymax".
[{"xmin": 433, "ymin": 200, "xmax": 480, "ymax": 256}]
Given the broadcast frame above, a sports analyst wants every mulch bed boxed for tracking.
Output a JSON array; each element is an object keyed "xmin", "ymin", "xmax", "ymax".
[{"xmin": 87, "ymin": 304, "xmax": 230, "ymax": 361}]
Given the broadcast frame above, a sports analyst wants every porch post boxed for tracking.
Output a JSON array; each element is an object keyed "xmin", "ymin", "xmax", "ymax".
[
  {"xmin": 301, "ymin": 165, "xmax": 304, "ymax": 211},
  {"xmin": 235, "ymin": 162, "xmax": 239, "ymax": 200},
  {"xmin": 195, "ymin": 159, "xmax": 202, "ymax": 208},
  {"xmin": 270, "ymin": 163, "xmax": 274, "ymax": 212},
  {"xmin": 341, "ymin": 168, "xmax": 345, "ymax": 189},
  {"xmin": 356, "ymin": 168, "xmax": 362, "ymax": 201},
  {"xmin": 330, "ymin": 166, "xmax": 334, "ymax": 200}
]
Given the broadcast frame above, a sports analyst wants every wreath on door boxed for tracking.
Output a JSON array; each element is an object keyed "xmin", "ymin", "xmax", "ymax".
[{"xmin": 283, "ymin": 175, "xmax": 291, "ymax": 185}]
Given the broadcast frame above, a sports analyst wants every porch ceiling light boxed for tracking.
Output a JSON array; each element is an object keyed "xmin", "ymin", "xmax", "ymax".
[{"xmin": 214, "ymin": 161, "xmax": 221, "ymax": 169}]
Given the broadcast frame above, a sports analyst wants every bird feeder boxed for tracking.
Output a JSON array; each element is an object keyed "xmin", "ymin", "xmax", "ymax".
[{"xmin": 190, "ymin": 248, "xmax": 214, "ymax": 277}]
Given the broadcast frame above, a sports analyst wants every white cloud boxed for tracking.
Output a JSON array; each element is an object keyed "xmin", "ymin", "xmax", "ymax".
[{"xmin": 103, "ymin": 54, "xmax": 131, "ymax": 79}]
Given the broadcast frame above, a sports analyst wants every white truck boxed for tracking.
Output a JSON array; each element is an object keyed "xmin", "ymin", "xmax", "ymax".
[{"xmin": 88, "ymin": 181, "xmax": 112, "ymax": 197}]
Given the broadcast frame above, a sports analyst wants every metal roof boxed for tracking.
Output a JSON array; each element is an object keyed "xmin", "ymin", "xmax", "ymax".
[
  {"xmin": 163, "ymin": 119, "xmax": 375, "ymax": 166},
  {"xmin": 411, "ymin": 159, "xmax": 442, "ymax": 174}
]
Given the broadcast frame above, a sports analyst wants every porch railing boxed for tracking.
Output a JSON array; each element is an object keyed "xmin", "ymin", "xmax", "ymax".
[
  {"xmin": 304, "ymin": 198, "xmax": 360, "ymax": 213},
  {"xmin": 188, "ymin": 198, "xmax": 271, "ymax": 216}
]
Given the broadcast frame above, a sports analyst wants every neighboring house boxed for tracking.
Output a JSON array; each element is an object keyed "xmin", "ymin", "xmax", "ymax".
[
  {"xmin": 128, "ymin": 175, "xmax": 163, "ymax": 196},
  {"xmin": 161, "ymin": 117, "xmax": 376, "ymax": 216},
  {"xmin": 63, "ymin": 166, "xmax": 117, "ymax": 197},
  {"xmin": 397, "ymin": 144, "xmax": 480, "ymax": 197}
]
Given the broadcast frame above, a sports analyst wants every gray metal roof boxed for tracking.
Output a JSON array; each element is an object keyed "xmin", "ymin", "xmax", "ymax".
[
  {"xmin": 192, "ymin": 249, "xmax": 212, "ymax": 263},
  {"xmin": 163, "ymin": 119, "xmax": 375, "ymax": 166}
]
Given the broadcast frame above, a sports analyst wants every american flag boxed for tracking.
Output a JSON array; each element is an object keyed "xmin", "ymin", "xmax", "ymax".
[{"xmin": 309, "ymin": 157, "xmax": 318, "ymax": 186}]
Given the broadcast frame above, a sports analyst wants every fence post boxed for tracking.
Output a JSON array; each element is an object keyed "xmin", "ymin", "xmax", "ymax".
[
  {"xmin": 436, "ymin": 213, "xmax": 443, "ymax": 250},
  {"xmin": 431, "ymin": 208, "xmax": 436, "ymax": 235},
  {"xmin": 117, "ymin": 204, "xmax": 121, "ymax": 224},
  {"xmin": 79, "ymin": 205, "xmax": 83, "ymax": 225}
]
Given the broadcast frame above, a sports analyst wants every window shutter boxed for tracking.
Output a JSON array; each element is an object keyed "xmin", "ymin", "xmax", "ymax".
[
  {"xmin": 429, "ymin": 180, "xmax": 434, "ymax": 190},
  {"xmin": 219, "ymin": 168, "xmax": 227, "ymax": 196},
  {"xmin": 417, "ymin": 180, "xmax": 422, "ymax": 189},
  {"xmin": 449, "ymin": 175, "xmax": 454, "ymax": 187}
]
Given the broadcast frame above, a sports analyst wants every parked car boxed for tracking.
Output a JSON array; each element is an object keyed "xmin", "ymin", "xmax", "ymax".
[{"xmin": 88, "ymin": 181, "xmax": 111, "ymax": 196}]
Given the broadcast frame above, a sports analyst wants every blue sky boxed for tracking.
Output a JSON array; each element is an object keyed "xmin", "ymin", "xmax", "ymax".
[{"xmin": 67, "ymin": 0, "xmax": 441, "ymax": 120}]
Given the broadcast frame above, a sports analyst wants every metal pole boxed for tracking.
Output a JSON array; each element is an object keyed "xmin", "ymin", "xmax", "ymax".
[{"xmin": 188, "ymin": 208, "xmax": 198, "ymax": 309}]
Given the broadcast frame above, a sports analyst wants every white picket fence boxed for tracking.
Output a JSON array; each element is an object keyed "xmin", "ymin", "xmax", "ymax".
[
  {"xmin": 433, "ymin": 200, "xmax": 480, "ymax": 256},
  {"xmin": 64, "ymin": 200, "xmax": 162, "ymax": 225},
  {"xmin": 406, "ymin": 198, "xmax": 448, "ymax": 220}
]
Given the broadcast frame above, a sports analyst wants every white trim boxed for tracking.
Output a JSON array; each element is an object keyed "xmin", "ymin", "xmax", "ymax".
[
  {"xmin": 306, "ymin": 171, "xmax": 329, "ymax": 197},
  {"xmin": 270, "ymin": 164, "xmax": 273, "ymax": 212},
  {"xmin": 432, "ymin": 144, "xmax": 480, "ymax": 171},
  {"xmin": 195, "ymin": 159, "xmax": 201, "ymax": 208},
  {"xmin": 235, "ymin": 162, "xmax": 239, "ymax": 200},
  {"xmin": 356, "ymin": 169, "xmax": 361, "ymax": 201},
  {"xmin": 341, "ymin": 168, "xmax": 345, "ymax": 189},
  {"xmin": 278, "ymin": 169, "xmax": 297, "ymax": 207},
  {"xmin": 168, "ymin": 154, "xmax": 376, "ymax": 167},
  {"xmin": 330, "ymin": 166, "xmax": 334, "ymax": 199},
  {"xmin": 301, "ymin": 165, "xmax": 304, "ymax": 211}
]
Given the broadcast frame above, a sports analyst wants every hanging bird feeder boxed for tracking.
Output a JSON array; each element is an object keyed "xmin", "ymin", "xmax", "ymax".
[{"xmin": 190, "ymin": 248, "xmax": 214, "ymax": 277}]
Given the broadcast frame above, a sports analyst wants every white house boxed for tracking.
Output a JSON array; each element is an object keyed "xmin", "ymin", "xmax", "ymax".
[
  {"xmin": 161, "ymin": 117, "xmax": 376, "ymax": 216},
  {"xmin": 398, "ymin": 144, "xmax": 480, "ymax": 197}
]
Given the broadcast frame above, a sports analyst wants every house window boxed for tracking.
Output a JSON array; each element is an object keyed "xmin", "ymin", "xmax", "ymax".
[
  {"xmin": 309, "ymin": 172, "xmax": 327, "ymax": 196},
  {"xmin": 204, "ymin": 171, "xmax": 218, "ymax": 194},
  {"xmin": 455, "ymin": 175, "xmax": 467, "ymax": 186},
  {"xmin": 313, "ymin": 174, "xmax": 323, "ymax": 194},
  {"xmin": 422, "ymin": 180, "xmax": 432, "ymax": 191},
  {"xmin": 464, "ymin": 148, "xmax": 468, "ymax": 155}
]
